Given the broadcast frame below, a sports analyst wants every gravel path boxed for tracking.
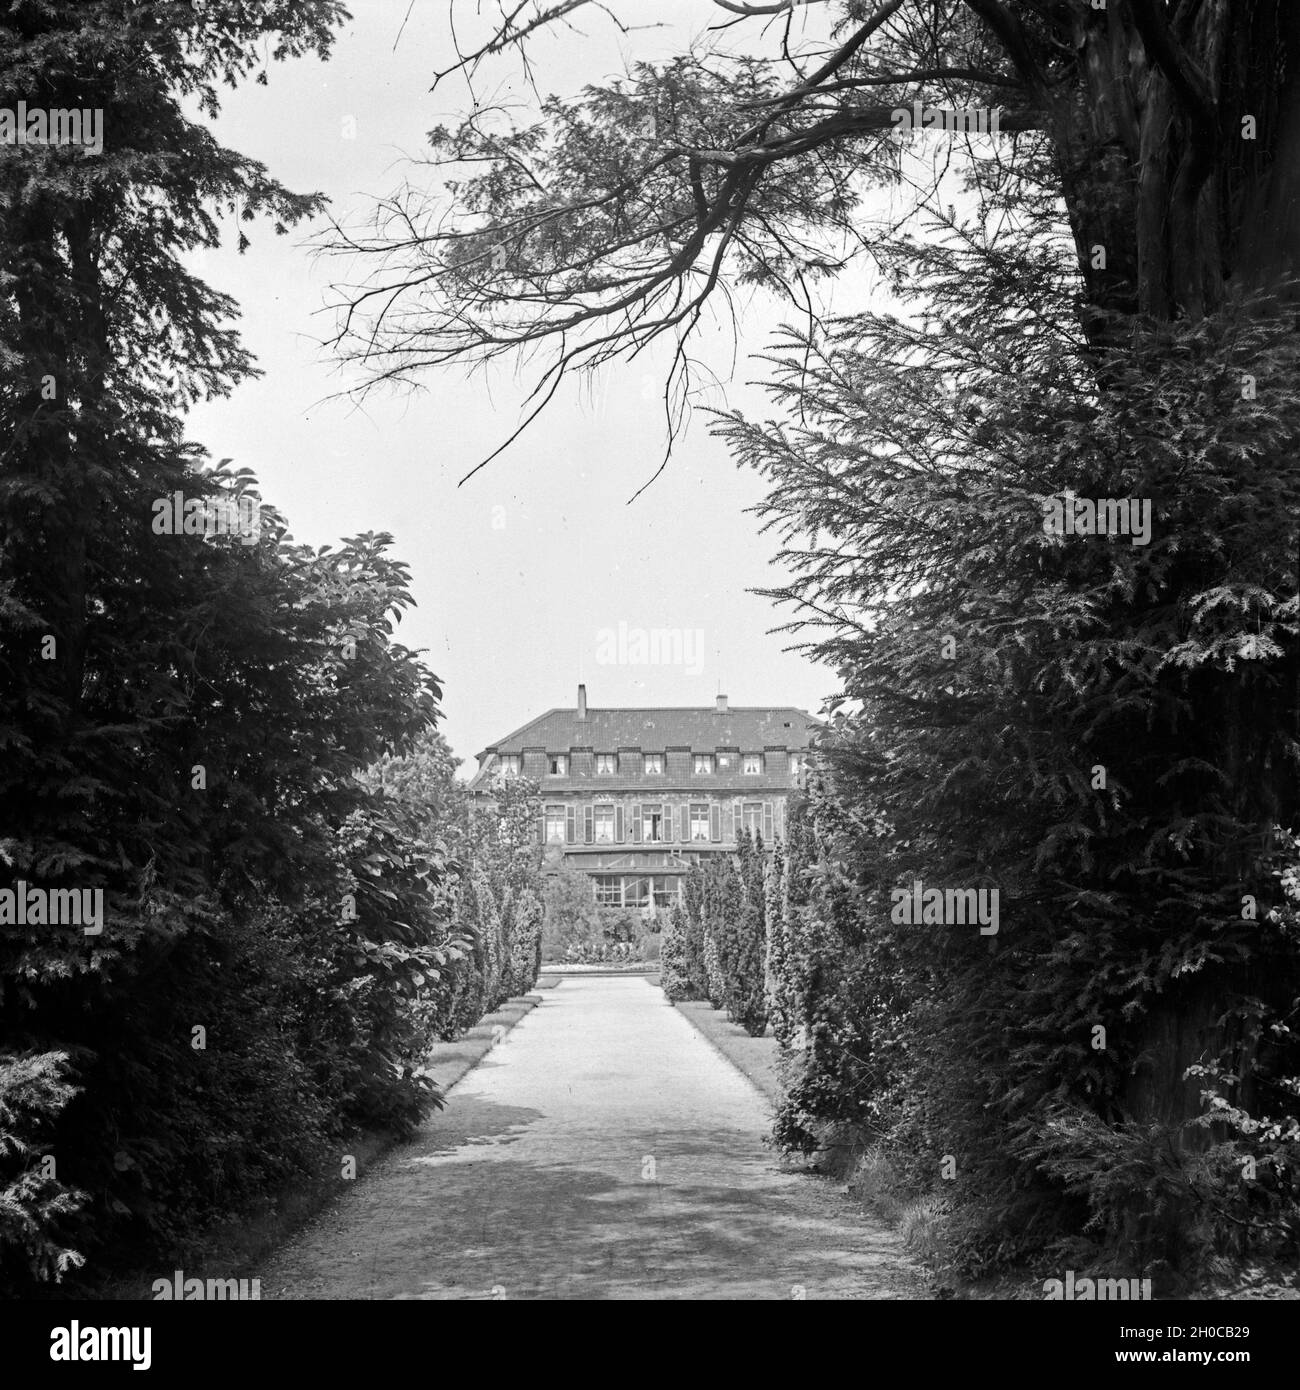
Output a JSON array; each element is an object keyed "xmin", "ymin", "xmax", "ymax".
[{"xmin": 258, "ymin": 976, "xmax": 917, "ymax": 1300}]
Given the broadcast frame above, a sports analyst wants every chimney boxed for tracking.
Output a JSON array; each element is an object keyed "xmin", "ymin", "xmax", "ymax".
[
  {"xmin": 577, "ymin": 684, "xmax": 587, "ymax": 721},
  {"xmin": 715, "ymin": 694, "xmax": 728, "ymax": 713}
]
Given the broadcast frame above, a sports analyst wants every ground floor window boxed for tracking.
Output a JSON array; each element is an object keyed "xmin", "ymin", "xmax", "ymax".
[
  {"xmin": 622, "ymin": 875, "xmax": 680, "ymax": 907},
  {"xmin": 590, "ymin": 874, "xmax": 681, "ymax": 908},
  {"xmin": 593, "ymin": 875, "xmax": 622, "ymax": 906}
]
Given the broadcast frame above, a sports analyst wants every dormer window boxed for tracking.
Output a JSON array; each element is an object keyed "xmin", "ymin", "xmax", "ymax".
[
  {"xmin": 693, "ymin": 754, "xmax": 714, "ymax": 775},
  {"xmin": 595, "ymin": 753, "xmax": 617, "ymax": 775},
  {"xmin": 548, "ymin": 754, "xmax": 567, "ymax": 776},
  {"xmin": 644, "ymin": 754, "xmax": 663, "ymax": 775},
  {"xmin": 499, "ymin": 755, "xmax": 521, "ymax": 777},
  {"xmin": 743, "ymin": 754, "xmax": 762, "ymax": 775}
]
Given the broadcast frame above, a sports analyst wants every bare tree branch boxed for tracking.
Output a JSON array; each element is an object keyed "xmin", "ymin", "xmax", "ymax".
[
  {"xmin": 324, "ymin": 0, "xmax": 1055, "ymax": 476},
  {"xmin": 713, "ymin": 0, "xmax": 831, "ymax": 15}
]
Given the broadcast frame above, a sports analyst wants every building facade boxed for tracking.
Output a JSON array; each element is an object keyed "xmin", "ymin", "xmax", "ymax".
[{"xmin": 467, "ymin": 686, "xmax": 818, "ymax": 910}]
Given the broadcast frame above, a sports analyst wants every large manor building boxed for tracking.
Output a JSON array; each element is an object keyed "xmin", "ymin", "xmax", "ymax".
[{"xmin": 467, "ymin": 686, "xmax": 819, "ymax": 910}]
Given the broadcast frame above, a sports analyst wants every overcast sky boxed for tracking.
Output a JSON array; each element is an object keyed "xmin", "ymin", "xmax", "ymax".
[{"xmin": 185, "ymin": 1, "xmax": 883, "ymax": 771}]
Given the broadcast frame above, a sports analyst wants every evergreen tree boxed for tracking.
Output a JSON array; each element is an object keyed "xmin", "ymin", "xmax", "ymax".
[
  {"xmin": 660, "ymin": 902, "xmax": 693, "ymax": 1001},
  {"xmin": 764, "ymin": 837, "xmax": 791, "ymax": 1046},
  {"xmin": 718, "ymin": 831, "xmax": 769, "ymax": 1037},
  {"xmin": 734, "ymin": 199, "xmax": 1300, "ymax": 1279},
  {"xmin": 679, "ymin": 864, "xmax": 710, "ymax": 999},
  {"xmin": 506, "ymin": 886, "xmax": 543, "ymax": 996}
]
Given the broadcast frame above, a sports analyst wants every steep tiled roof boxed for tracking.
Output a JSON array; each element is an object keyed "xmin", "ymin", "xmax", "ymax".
[
  {"xmin": 481, "ymin": 706, "xmax": 819, "ymax": 755},
  {"xmin": 468, "ymin": 704, "xmax": 820, "ymax": 793}
]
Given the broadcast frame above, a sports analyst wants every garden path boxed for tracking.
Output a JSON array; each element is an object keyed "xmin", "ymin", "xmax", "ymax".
[{"xmin": 258, "ymin": 976, "xmax": 916, "ymax": 1300}]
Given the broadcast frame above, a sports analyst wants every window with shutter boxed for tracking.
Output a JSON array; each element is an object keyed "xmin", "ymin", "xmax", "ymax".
[
  {"xmin": 615, "ymin": 804, "xmax": 625, "ymax": 843},
  {"xmin": 661, "ymin": 802, "xmax": 672, "ymax": 843},
  {"xmin": 774, "ymin": 799, "xmax": 784, "ymax": 841},
  {"xmin": 631, "ymin": 804, "xmax": 642, "ymax": 843},
  {"xmin": 566, "ymin": 805, "xmax": 576, "ymax": 843},
  {"xmin": 544, "ymin": 806, "xmax": 567, "ymax": 844},
  {"xmin": 680, "ymin": 805, "xmax": 690, "ymax": 841},
  {"xmin": 710, "ymin": 803, "xmax": 722, "ymax": 842},
  {"xmin": 763, "ymin": 802, "xmax": 773, "ymax": 843},
  {"xmin": 584, "ymin": 805, "xmax": 594, "ymax": 844}
]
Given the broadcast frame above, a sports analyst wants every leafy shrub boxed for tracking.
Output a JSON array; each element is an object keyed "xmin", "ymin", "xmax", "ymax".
[
  {"xmin": 562, "ymin": 940, "xmax": 642, "ymax": 965},
  {"xmin": 0, "ymin": 0, "xmax": 492, "ymax": 1294},
  {"xmin": 542, "ymin": 868, "xmax": 603, "ymax": 961}
]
